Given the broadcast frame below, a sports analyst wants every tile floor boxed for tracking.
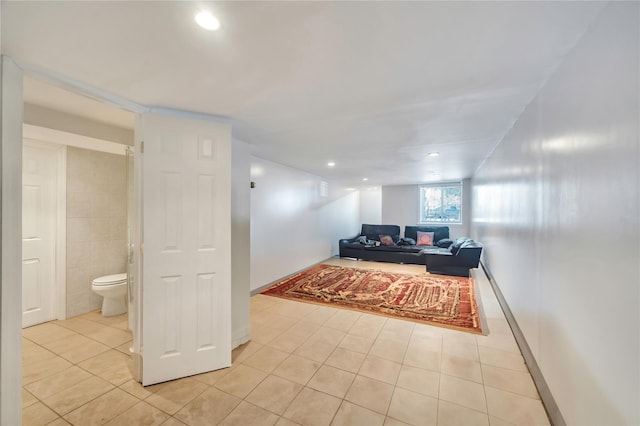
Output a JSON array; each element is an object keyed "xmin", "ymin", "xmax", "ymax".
[{"xmin": 22, "ymin": 258, "xmax": 550, "ymax": 425}]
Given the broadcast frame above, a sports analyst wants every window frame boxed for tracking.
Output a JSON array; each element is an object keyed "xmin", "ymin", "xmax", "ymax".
[{"xmin": 418, "ymin": 181, "xmax": 463, "ymax": 225}]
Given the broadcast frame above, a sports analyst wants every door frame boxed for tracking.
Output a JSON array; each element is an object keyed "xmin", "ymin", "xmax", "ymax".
[{"xmin": 22, "ymin": 138, "xmax": 67, "ymax": 324}]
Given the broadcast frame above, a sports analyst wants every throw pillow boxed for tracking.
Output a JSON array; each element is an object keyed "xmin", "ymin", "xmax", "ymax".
[
  {"xmin": 416, "ymin": 231, "xmax": 435, "ymax": 246},
  {"xmin": 379, "ymin": 235, "xmax": 394, "ymax": 246}
]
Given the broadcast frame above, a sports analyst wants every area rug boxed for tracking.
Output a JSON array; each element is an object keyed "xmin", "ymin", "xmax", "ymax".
[{"xmin": 261, "ymin": 264, "xmax": 483, "ymax": 334}]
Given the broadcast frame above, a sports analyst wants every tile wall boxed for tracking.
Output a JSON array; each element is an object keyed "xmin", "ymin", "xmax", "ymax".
[{"xmin": 66, "ymin": 146, "xmax": 127, "ymax": 318}]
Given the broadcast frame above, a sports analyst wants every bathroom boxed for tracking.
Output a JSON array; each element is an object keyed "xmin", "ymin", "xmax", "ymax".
[{"xmin": 22, "ymin": 77, "xmax": 136, "ymax": 325}]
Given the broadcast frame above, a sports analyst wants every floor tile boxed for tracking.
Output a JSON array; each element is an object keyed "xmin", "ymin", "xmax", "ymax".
[
  {"xmin": 387, "ymin": 387, "xmax": 437, "ymax": 426},
  {"xmin": 23, "ymin": 355, "xmax": 73, "ymax": 385},
  {"xmin": 275, "ymin": 417, "xmax": 302, "ymax": 426},
  {"xmin": 331, "ymin": 401, "xmax": 385, "ymax": 426},
  {"xmin": 145, "ymin": 377, "xmax": 208, "ymax": 415},
  {"xmin": 485, "ymin": 386, "xmax": 550, "ymax": 425},
  {"xmin": 303, "ymin": 306, "xmax": 338, "ymax": 325},
  {"xmin": 395, "ymin": 365, "xmax": 439, "ymax": 398},
  {"xmin": 63, "ymin": 388, "xmax": 139, "ymax": 425},
  {"xmin": 368, "ymin": 337, "xmax": 408, "ymax": 363},
  {"xmin": 41, "ymin": 334, "xmax": 110, "ymax": 364},
  {"xmin": 267, "ymin": 332, "xmax": 309, "ymax": 353},
  {"xmin": 232, "ymin": 340, "xmax": 264, "ymax": 363},
  {"xmin": 324, "ymin": 309, "xmax": 361, "ymax": 332},
  {"xmin": 22, "ymin": 401, "xmax": 58, "ymax": 426},
  {"xmin": 219, "ymin": 401, "xmax": 279, "ymax": 426},
  {"xmin": 47, "ymin": 418, "xmax": 71, "ymax": 426},
  {"xmin": 294, "ymin": 338, "xmax": 335, "ymax": 363},
  {"xmin": 43, "ymin": 376, "xmax": 115, "ymax": 416},
  {"xmin": 273, "ymin": 354, "xmax": 321, "ymax": 386},
  {"xmin": 338, "ymin": 334, "xmax": 375, "ymax": 354},
  {"xmin": 325, "ymin": 348, "xmax": 366, "ymax": 373},
  {"xmin": 478, "ymin": 345, "xmax": 528, "ymax": 372},
  {"xmin": 282, "ymin": 387, "xmax": 341, "ymax": 426},
  {"xmin": 246, "ymin": 375, "xmax": 303, "ymax": 415},
  {"xmin": 440, "ymin": 353, "xmax": 483, "ymax": 383},
  {"xmin": 23, "ymin": 388, "xmax": 38, "ymax": 408},
  {"xmin": 215, "ymin": 364, "xmax": 268, "ymax": 398},
  {"xmin": 104, "ymin": 401, "xmax": 169, "ymax": 426},
  {"xmin": 482, "ymin": 364, "xmax": 539, "ymax": 399},
  {"xmin": 437, "ymin": 399, "xmax": 490, "ymax": 426},
  {"xmin": 119, "ymin": 379, "xmax": 154, "ymax": 400},
  {"xmin": 439, "ymin": 374, "xmax": 487, "ymax": 413},
  {"xmin": 25, "ymin": 366, "xmax": 92, "ymax": 400},
  {"xmin": 78, "ymin": 349, "xmax": 133, "ymax": 386},
  {"xmin": 383, "ymin": 417, "xmax": 411, "ymax": 426},
  {"xmin": 358, "ymin": 355, "xmax": 402, "ymax": 385},
  {"xmin": 307, "ymin": 326, "xmax": 346, "ymax": 347},
  {"xmin": 307, "ymin": 365, "xmax": 355, "ymax": 398},
  {"xmin": 243, "ymin": 346, "xmax": 289, "ymax": 373},
  {"xmin": 344, "ymin": 375, "xmax": 394, "ymax": 415},
  {"xmin": 22, "ymin": 323, "xmax": 77, "ymax": 345},
  {"xmin": 191, "ymin": 366, "xmax": 232, "ymax": 386},
  {"xmin": 174, "ymin": 387, "xmax": 241, "ymax": 425}
]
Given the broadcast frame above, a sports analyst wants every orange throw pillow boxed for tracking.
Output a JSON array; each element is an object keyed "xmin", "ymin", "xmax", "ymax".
[{"xmin": 416, "ymin": 231, "xmax": 435, "ymax": 246}]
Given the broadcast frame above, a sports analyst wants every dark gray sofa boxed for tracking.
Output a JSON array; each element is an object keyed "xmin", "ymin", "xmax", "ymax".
[{"xmin": 338, "ymin": 224, "xmax": 452, "ymax": 265}]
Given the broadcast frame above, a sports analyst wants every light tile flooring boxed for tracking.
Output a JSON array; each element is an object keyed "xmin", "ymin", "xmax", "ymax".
[{"xmin": 22, "ymin": 258, "xmax": 550, "ymax": 425}]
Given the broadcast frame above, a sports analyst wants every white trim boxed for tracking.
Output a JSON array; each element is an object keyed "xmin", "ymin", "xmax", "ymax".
[
  {"xmin": 16, "ymin": 59, "xmax": 148, "ymax": 115},
  {"xmin": 1, "ymin": 55, "xmax": 24, "ymax": 426},
  {"xmin": 23, "ymin": 124, "xmax": 128, "ymax": 156},
  {"xmin": 55, "ymin": 145, "xmax": 67, "ymax": 320}
]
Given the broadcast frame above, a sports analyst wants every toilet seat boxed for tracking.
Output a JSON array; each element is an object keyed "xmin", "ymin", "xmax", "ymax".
[{"xmin": 92, "ymin": 273, "xmax": 127, "ymax": 286}]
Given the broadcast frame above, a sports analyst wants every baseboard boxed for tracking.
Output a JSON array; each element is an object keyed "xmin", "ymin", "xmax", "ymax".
[{"xmin": 480, "ymin": 262, "xmax": 565, "ymax": 426}]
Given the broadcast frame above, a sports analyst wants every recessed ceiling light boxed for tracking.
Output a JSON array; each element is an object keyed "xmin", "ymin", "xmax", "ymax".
[
  {"xmin": 195, "ymin": 11, "xmax": 220, "ymax": 31},
  {"xmin": 327, "ymin": 162, "xmax": 336, "ymax": 167},
  {"xmin": 363, "ymin": 178, "xmax": 368, "ymax": 181},
  {"xmin": 427, "ymin": 152, "xmax": 440, "ymax": 157}
]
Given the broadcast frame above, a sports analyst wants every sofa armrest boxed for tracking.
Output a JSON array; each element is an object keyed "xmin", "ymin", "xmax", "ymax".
[{"xmin": 435, "ymin": 238, "xmax": 453, "ymax": 248}]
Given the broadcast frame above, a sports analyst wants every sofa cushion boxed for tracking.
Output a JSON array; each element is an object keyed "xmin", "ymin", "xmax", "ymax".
[
  {"xmin": 379, "ymin": 235, "xmax": 395, "ymax": 246},
  {"xmin": 405, "ymin": 226, "xmax": 450, "ymax": 243},
  {"xmin": 416, "ymin": 231, "xmax": 435, "ymax": 246}
]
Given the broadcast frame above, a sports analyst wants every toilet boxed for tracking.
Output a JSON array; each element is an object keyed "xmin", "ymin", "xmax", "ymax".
[{"xmin": 91, "ymin": 273, "xmax": 128, "ymax": 317}]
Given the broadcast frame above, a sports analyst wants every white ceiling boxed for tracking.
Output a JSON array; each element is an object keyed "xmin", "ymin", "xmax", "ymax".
[{"xmin": 3, "ymin": 1, "xmax": 606, "ymax": 187}]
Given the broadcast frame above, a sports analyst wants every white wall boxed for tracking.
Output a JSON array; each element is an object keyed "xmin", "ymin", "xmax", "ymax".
[
  {"xmin": 231, "ymin": 139, "xmax": 251, "ymax": 347},
  {"xmin": 471, "ymin": 3, "xmax": 639, "ymax": 425},
  {"xmin": 359, "ymin": 187, "xmax": 381, "ymax": 226},
  {"xmin": 24, "ymin": 103, "xmax": 133, "ymax": 146},
  {"xmin": 381, "ymin": 178, "xmax": 471, "ymax": 238},
  {"xmin": 250, "ymin": 157, "xmax": 359, "ymax": 291}
]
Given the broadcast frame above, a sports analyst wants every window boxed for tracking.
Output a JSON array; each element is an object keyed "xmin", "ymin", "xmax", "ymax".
[{"xmin": 419, "ymin": 182, "xmax": 462, "ymax": 224}]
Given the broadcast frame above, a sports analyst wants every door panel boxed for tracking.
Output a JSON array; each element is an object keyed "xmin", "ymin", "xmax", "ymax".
[
  {"xmin": 137, "ymin": 113, "xmax": 231, "ymax": 386},
  {"xmin": 22, "ymin": 142, "xmax": 58, "ymax": 328}
]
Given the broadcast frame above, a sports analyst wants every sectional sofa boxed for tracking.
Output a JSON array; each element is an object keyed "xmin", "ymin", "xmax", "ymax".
[{"xmin": 338, "ymin": 224, "xmax": 453, "ymax": 265}]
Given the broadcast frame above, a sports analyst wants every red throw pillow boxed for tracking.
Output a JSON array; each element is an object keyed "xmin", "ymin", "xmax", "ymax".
[
  {"xmin": 379, "ymin": 235, "xmax": 394, "ymax": 246},
  {"xmin": 416, "ymin": 231, "xmax": 435, "ymax": 246}
]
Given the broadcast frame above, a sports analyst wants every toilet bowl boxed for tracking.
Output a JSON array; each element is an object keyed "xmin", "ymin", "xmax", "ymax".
[{"xmin": 92, "ymin": 273, "xmax": 127, "ymax": 317}]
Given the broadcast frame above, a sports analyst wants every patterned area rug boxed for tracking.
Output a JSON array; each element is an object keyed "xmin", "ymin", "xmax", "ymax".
[{"xmin": 261, "ymin": 264, "xmax": 483, "ymax": 334}]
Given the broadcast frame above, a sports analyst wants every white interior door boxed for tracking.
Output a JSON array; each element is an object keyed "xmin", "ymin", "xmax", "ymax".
[
  {"xmin": 137, "ymin": 113, "xmax": 232, "ymax": 386},
  {"xmin": 22, "ymin": 141, "xmax": 59, "ymax": 328}
]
